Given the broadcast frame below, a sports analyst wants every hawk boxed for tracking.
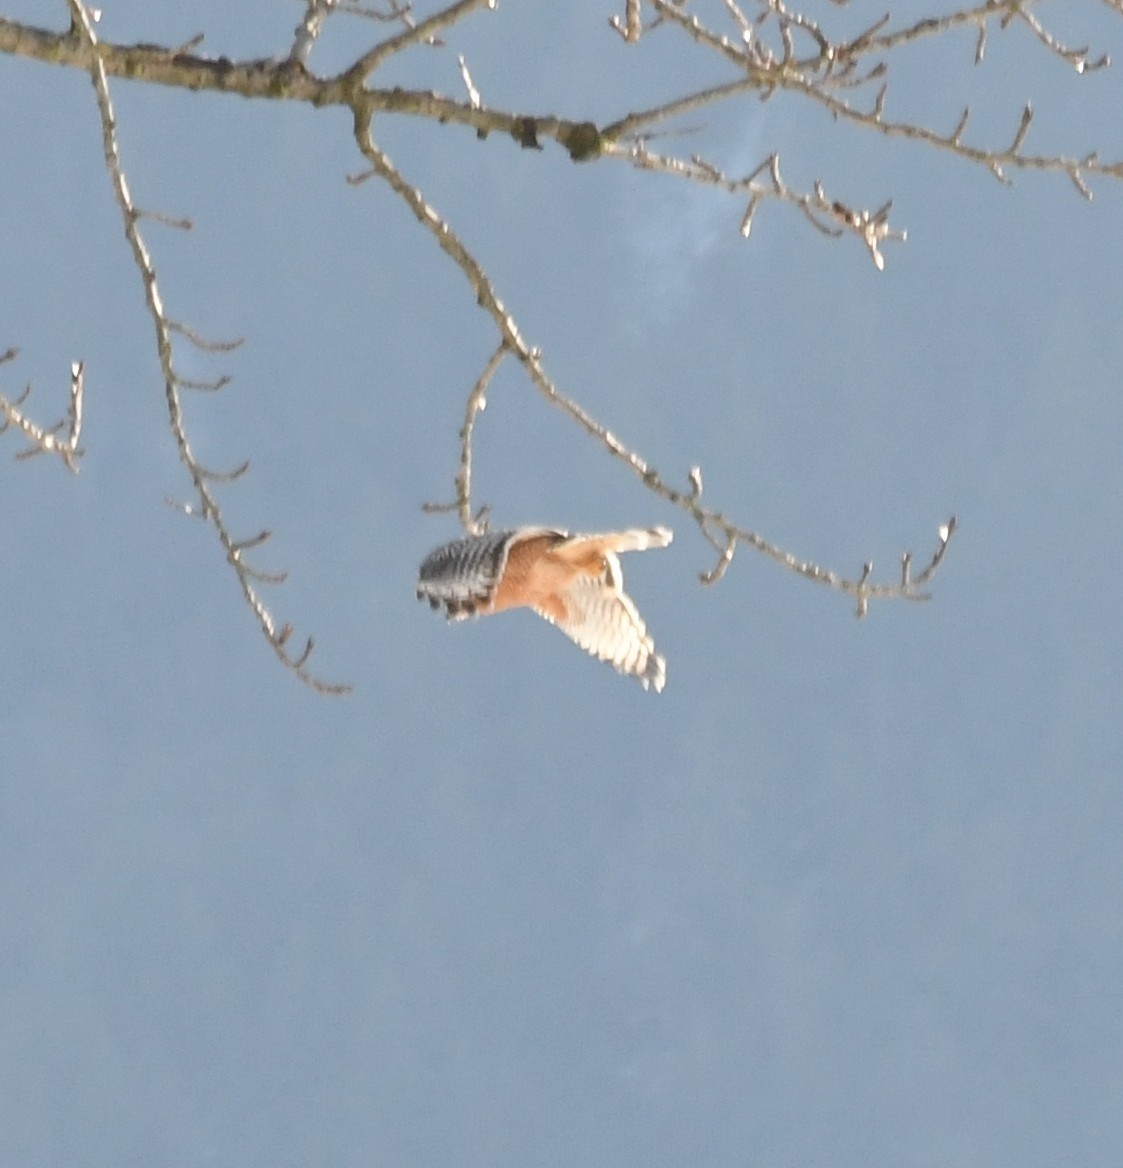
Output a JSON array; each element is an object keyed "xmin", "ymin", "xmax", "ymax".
[{"xmin": 417, "ymin": 526, "xmax": 672, "ymax": 692}]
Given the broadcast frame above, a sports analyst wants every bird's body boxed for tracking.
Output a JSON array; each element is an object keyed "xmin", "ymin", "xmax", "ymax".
[{"xmin": 417, "ymin": 526, "xmax": 672, "ymax": 691}]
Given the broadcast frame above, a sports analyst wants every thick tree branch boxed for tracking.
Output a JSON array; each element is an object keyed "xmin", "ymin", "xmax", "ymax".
[{"xmin": 5, "ymin": 0, "xmax": 1119, "ymax": 197}]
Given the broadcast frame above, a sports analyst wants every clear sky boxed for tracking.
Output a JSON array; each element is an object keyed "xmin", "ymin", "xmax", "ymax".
[{"xmin": 3, "ymin": 3, "xmax": 1122, "ymax": 1165}]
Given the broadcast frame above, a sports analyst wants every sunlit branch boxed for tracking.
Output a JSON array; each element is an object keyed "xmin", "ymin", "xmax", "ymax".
[
  {"xmin": 422, "ymin": 343, "xmax": 507, "ymax": 533},
  {"xmin": 602, "ymin": 79, "xmax": 759, "ymax": 143},
  {"xmin": 342, "ymin": 0, "xmax": 493, "ymax": 84},
  {"xmin": 352, "ymin": 112, "xmax": 952, "ymax": 608},
  {"xmin": 2, "ymin": 2, "xmax": 1117, "ymax": 205},
  {"xmin": 66, "ymin": 0, "xmax": 348, "ymax": 695},
  {"xmin": 0, "ymin": 355, "xmax": 85, "ymax": 473},
  {"xmin": 609, "ymin": 0, "xmax": 644, "ymax": 43},
  {"xmin": 796, "ymin": 78, "xmax": 1120, "ymax": 194},
  {"xmin": 613, "ymin": 143, "xmax": 905, "ymax": 268},
  {"xmin": 290, "ymin": 0, "xmax": 334, "ymax": 65},
  {"xmin": 646, "ymin": 0, "xmax": 1123, "ymax": 194},
  {"xmin": 15, "ymin": 0, "xmax": 1122, "ymax": 671}
]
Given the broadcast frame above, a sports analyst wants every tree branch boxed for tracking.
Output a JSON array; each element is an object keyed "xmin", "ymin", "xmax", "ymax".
[
  {"xmin": 429, "ymin": 342, "xmax": 508, "ymax": 535},
  {"xmin": 64, "ymin": 0, "xmax": 349, "ymax": 695},
  {"xmin": 18, "ymin": 0, "xmax": 1114, "ymax": 680},
  {"xmin": 0, "ymin": 355, "xmax": 85, "ymax": 473},
  {"xmin": 351, "ymin": 111, "xmax": 954, "ymax": 609}
]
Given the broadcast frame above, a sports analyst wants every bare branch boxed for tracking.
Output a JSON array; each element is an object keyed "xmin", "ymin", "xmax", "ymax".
[
  {"xmin": 610, "ymin": 0, "xmax": 644, "ymax": 43},
  {"xmin": 197, "ymin": 459, "xmax": 251, "ymax": 483},
  {"xmin": 1013, "ymin": 5, "xmax": 1109, "ymax": 72},
  {"xmin": 290, "ymin": 0, "xmax": 335, "ymax": 66},
  {"xmin": 337, "ymin": 1, "xmax": 418, "ymax": 23},
  {"xmin": 830, "ymin": 0, "xmax": 1105, "ymax": 70},
  {"xmin": 699, "ymin": 529, "xmax": 737, "ymax": 585},
  {"xmin": 457, "ymin": 53, "xmax": 481, "ymax": 109},
  {"xmin": 1, "ymin": 3, "xmax": 1115, "ymax": 209},
  {"xmin": 0, "ymin": 359, "xmax": 85, "ymax": 473},
  {"xmin": 603, "ymin": 79, "xmax": 759, "ymax": 143},
  {"xmin": 172, "ymin": 33, "xmax": 207, "ymax": 56},
  {"xmin": 778, "ymin": 61, "xmax": 1122, "ymax": 195},
  {"xmin": 178, "ymin": 373, "xmax": 232, "ymax": 392},
  {"xmin": 16, "ymin": 0, "xmax": 1089, "ymax": 677},
  {"xmin": 456, "ymin": 343, "xmax": 505, "ymax": 533},
  {"xmin": 722, "ymin": 0, "xmax": 754, "ymax": 43},
  {"xmin": 687, "ymin": 466, "xmax": 704, "ymax": 500},
  {"xmin": 617, "ymin": 142, "xmax": 905, "ymax": 267},
  {"xmin": 65, "ymin": 0, "xmax": 348, "ymax": 695},
  {"xmin": 952, "ymin": 106, "xmax": 970, "ymax": 145},
  {"xmin": 230, "ymin": 529, "xmax": 273, "ymax": 554},
  {"xmin": 134, "ymin": 207, "xmax": 194, "ymax": 230},
  {"xmin": 645, "ymin": 0, "xmax": 1123, "ymax": 199},
  {"xmin": 1010, "ymin": 101, "xmax": 1033, "ymax": 154},
  {"xmin": 167, "ymin": 320, "xmax": 244, "ymax": 353},
  {"xmin": 342, "ymin": 0, "xmax": 494, "ymax": 84},
  {"xmin": 353, "ymin": 112, "xmax": 951, "ymax": 608},
  {"xmin": 424, "ymin": 343, "xmax": 507, "ymax": 532}
]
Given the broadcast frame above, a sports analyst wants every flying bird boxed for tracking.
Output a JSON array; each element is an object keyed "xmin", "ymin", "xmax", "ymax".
[{"xmin": 417, "ymin": 526, "xmax": 672, "ymax": 691}]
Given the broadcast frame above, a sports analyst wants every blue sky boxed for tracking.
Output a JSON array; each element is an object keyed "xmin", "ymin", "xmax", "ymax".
[{"xmin": 3, "ymin": 3, "xmax": 1123, "ymax": 1165}]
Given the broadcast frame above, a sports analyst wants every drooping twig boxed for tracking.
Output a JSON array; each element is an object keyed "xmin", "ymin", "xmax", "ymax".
[
  {"xmin": 66, "ymin": 0, "xmax": 348, "ymax": 694},
  {"xmin": 455, "ymin": 344, "xmax": 505, "ymax": 533},
  {"xmin": 422, "ymin": 342, "xmax": 507, "ymax": 533}
]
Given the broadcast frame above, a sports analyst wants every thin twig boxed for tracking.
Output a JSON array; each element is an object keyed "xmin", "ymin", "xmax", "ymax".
[
  {"xmin": 342, "ymin": 0, "xmax": 493, "ymax": 84},
  {"xmin": 647, "ymin": 0, "xmax": 1122, "ymax": 196},
  {"xmin": 455, "ymin": 343, "xmax": 506, "ymax": 532},
  {"xmin": 616, "ymin": 142, "xmax": 905, "ymax": 268},
  {"xmin": 0, "ymin": 359, "xmax": 85, "ymax": 473},
  {"xmin": 66, "ymin": 0, "xmax": 348, "ymax": 694},
  {"xmin": 609, "ymin": 0, "xmax": 644, "ymax": 43}
]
